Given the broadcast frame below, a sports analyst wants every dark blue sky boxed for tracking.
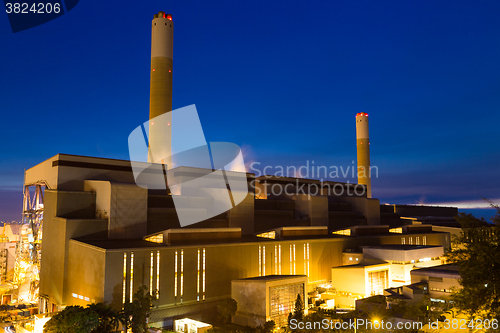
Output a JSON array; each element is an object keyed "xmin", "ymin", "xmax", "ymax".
[{"xmin": 1, "ymin": 0, "xmax": 499, "ymax": 221}]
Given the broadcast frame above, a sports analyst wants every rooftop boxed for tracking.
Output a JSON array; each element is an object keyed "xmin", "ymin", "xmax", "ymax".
[
  {"xmin": 361, "ymin": 245, "xmax": 442, "ymax": 251},
  {"xmin": 411, "ymin": 264, "xmax": 460, "ymax": 279},
  {"xmin": 232, "ymin": 275, "xmax": 306, "ymax": 282},
  {"xmin": 333, "ymin": 259, "xmax": 389, "ymax": 268}
]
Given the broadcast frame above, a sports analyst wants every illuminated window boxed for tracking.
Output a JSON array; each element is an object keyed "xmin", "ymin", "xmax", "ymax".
[
  {"xmin": 122, "ymin": 253, "xmax": 127, "ymax": 304},
  {"xmin": 274, "ymin": 245, "xmax": 278, "ymax": 275},
  {"xmin": 423, "ymin": 236, "xmax": 427, "ymax": 245},
  {"xmin": 293, "ymin": 244, "xmax": 296, "ymax": 275},
  {"xmin": 202, "ymin": 248, "xmax": 206, "ymax": 300},
  {"xmin": 180, "ymin": 249, "xmax": 184, "ymax": 298},
  {"xmin": 263, "ymin": 246, "xmax": 266, "ymax": 276},
  {"xmin": 304, "ymin": 244, "xmax": 306, "ymax": 275},
  {"xmin": 389, "ymin": 228, "xmax": 402, "ymax": 234},
  {"xmin": 257, "ymin": 231, "xmax": 276, "ymax": 239},
  {"xmin": 278, "ymin": 245, "xmax": 282, "ymax": 275},
  {"xmin": 401, "ymin": 237, "xmax": 406, "ymax": 245},
  {"xmin": 409, "ymin": 237, "xmax": 413, "ymax": 245},
  {"xmin": 368, "ymin": 270, "xmax": 389, "ymax": 296},
  {"xmin": 332, "ymin": 229, "xmax": 351, "ymax": 236},
  {"xmin": 150, "ymin": 252, "xmax": 154, "ymax": 296},
  {"xmin": 416, "ymin": 237, "xmax": 420, "ymax": 245},
  {"xmin": 130, "ymin": 252, "xmax": 134, "ymax": 303},
  {"xmin": 289, "ymin": 245, "xmax": 292, "ymax": 274},
  {"xmin": 197, "ymin": 249, "xmax": 200, "ymax": 299},
  {"xmin": 306, "ymin": 243, "xmax": 310, "ymax": 276},
  {"xmin": 156, "ymin": 251, "xmax": 160, "ymax": 297},
  {"xmin": 269, "ymin": 282, "xmax": 305, "ymax": 327},
  {"xmin": 174, "ymin": 250, "xmax": 178, "ymax": 297},
  {"xmin": 259, "ymin": 245, "xmax": 262, "ymax": 276},
  {"xmin": 145, "ymin": 233, "xmax": 163, "ymax": 244}
]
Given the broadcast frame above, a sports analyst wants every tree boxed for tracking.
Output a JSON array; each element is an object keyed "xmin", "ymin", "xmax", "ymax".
[
  {"xmin": 87, "ymin": 302, "xmax": 121, "ymax": 333},
  {"xmin": 44, "ymin": 305, "xmax": 100, "ymax": 333},
  {"xmin": 293, "ymin": 294, "xmax": 304, "ymax": 321},
  {"xmin": 123, "ymin": 285, "xmax": 156, "ymax": 333},
  {"xmin": 256, "ymin": 320, "xmax": 275, "ymax": 333},
  {"xmin": 43, "ymin": 303, "xmax": 123, "ymax": 333},
  {"xmin": 288, "ymin": 293, "xmax": 305, "ymax": 326},
  {"xmin": 217, "ymin": 298, "xmax": 237, "ymax": 326},
  {"xmin": 446, "ymin": 202, "xmax": 500, "ymax": 320}
]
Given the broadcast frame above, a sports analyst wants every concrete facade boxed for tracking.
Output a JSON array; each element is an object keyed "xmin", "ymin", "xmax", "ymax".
[
  {"xmin": 232, "ymin": 275, "xmax": 307, "ymax": 328},
  {"xmin": 356, "ymin": 113, "xmax": 371, "ymax": 198},
  {"xmin": 28, "ymin": 154, "xmax": 453, "ymax": 325},
  {"xmin": 331, "ymin": 260, "xmax": 391, "ymax": 298}
]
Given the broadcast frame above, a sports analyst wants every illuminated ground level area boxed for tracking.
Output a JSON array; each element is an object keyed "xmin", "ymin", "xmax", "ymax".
[{"xmin": 24, "ymin": 154, "xmax": 454, "ymax": 327}]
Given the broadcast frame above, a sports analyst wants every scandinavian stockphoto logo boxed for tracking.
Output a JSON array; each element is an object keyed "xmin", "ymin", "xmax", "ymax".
[
  {"xmin": 4, "ymin": 0, "xmax": 79, "ymax": 33},
  {"xmin": 128, "ymin": 105, "xmax": 248, "ymax": 227}
]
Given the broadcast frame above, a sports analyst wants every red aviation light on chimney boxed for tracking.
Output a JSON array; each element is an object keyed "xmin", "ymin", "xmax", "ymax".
[
  {"xmin": 166, "ymin": 14, "xmax": 172, "ymax": 20},
  {"xmin": 356, "ymin": 112, "xmax": 369, "ymax": 117}
]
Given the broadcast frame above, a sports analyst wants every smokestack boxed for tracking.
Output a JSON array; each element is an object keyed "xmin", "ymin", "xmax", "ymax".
[
  {"xmin": 148, "ymin": 11, "xmax": 174, "ymax": 168},
  {"xmin": 356, "ymin": 112, "xmax": 371, "ymax": 198}
]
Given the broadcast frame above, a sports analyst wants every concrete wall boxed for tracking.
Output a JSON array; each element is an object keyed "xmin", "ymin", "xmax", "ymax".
[
  {"xmin": 24, "ymin": 155, "xmax": 59, "ymax": 189},
  {"xmin": 66, "ymin": 241, "xmax": 106, "ymax": 306},
  {"xmin": 44, "ymin": 229, "xmax": 449, "ymax": 321},
  {"xmin": 411, "ymin": 270, "xmax": 460, "ymax": 301},
  {"xmin": 362, "ymin": 246, "xmax": 444, "ymax": 262},
  {"xmin": 339, "ymin": 197, "xmax": 381, "ymax": 225},
  {"xmin": 231, "ymin": 280, "xmax": 267, "ymax": 327},
  {"xmin": 228, "ymin": 192, "xmax": 255, "ymax": 235},
  {"xmin": 331, "ymin": 266, "xmax": 366, "ymax": 295},
  {"xmin": 39, "ymin": 190, "xmax": 107, "ymax": 308},
  {"xmin": 295, "ymin": 194, "xmax": 328, "ymax": 227},
  {"xmin": 84, "ymin": 181, "xmax": 148, "ymax": 239},
  {"xmin": 394, "ymin": 205, "xmax": 458, "ymax": 218},
  {"xmin": 26, "ymin": 154, "xmax": 137, "ymax": 191},
  {"xmin": 232, "ymin": 276, "xmax": 307, "ymax": 327}
]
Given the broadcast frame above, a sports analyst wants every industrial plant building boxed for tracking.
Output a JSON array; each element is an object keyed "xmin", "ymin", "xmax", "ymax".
[
  {"xmin": 16, "ymin": 10, "xmax": 461, "ymax": 329},
  {"xmin": 384, "ymin": 264, "xmax": 460, "ymax": 306},
  {"xmin": 26, "ymin": 153, "xmax": 453, "ymax": 326}
]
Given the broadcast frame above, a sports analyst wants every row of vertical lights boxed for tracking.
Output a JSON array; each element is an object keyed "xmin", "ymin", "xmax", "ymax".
[
  {"xmin": 259, "ymin": 243, "xmax": 309, "ymax": 277},
  {"xmin": 124, "ymin": 250, "xmax": 160, "ymax": 305},
  {"xmin": 123, "ymin": 244, "xmax": 313, "ymax": 305}
]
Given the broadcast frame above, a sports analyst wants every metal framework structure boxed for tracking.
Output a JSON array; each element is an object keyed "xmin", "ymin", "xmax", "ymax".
[{"xmin": 13, "ymin": 180, "xmax": 47, "ymax": 303}]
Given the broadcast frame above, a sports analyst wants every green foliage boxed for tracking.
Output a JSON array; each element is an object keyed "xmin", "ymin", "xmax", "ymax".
[
  {"xmin": 292, "ymin": 294, "xmax": 304, "ymax": 321},
  {"xmin": 446, "ymin": 202, "xmax": 500, "ymax": 320},
  {"xmin": 387, "ymin": 296, "xmax": 439, "ymax": 322},
  {"xmin": 255, "ymin": 320, "xmax": 275, "ymax": 333},
  {"xmin": 123, "ymin": 285, "xmax": 156, "ymax": 333},
  {"xmin": 87, "ymin": 303, "xmax": 121, "ymax": 333},
  {"xmin": 363, "ymin": 295, "xmax": 386, "ymax": 305},
  {"xmin": 43, "ymin": 305, "xmax": 100, "ymax": 333},
  {"xmin": 43, "ymin": 303, "xmax": 122, "ymax": 333},
  {"xmin": 316, "ymin": 287, "xmax": 327, "ymax": 294},
  {"xmin": 217, "ymin": 298, "xmax": 238, "ymax": 326}
]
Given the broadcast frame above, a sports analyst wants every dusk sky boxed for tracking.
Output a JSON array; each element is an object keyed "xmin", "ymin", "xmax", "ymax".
[{"xmin": 1, "ymin": 0, "xmax": 499, "ymax": 221}]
